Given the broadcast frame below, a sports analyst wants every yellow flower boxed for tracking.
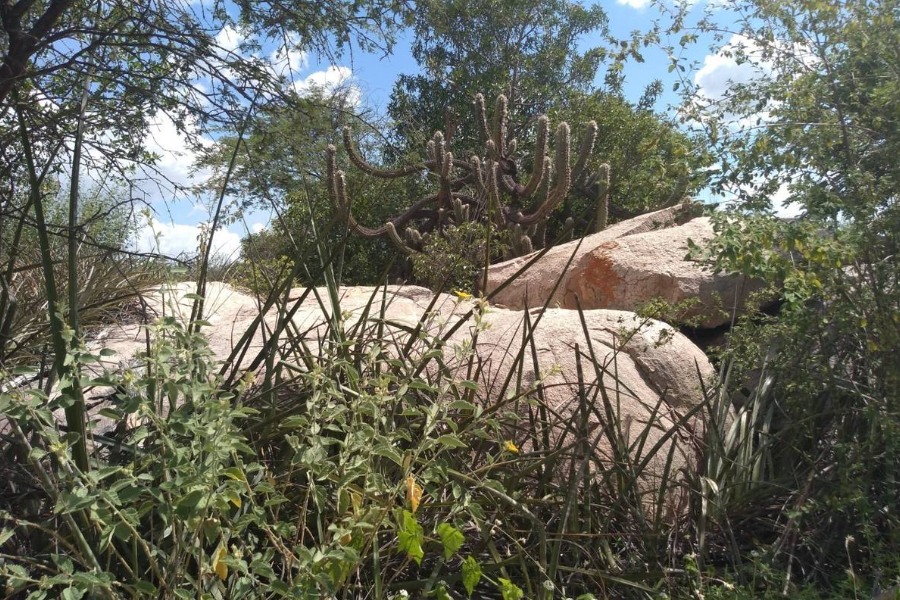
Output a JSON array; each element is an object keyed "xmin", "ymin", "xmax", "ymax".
[
  {"xmin": 212, "ymin": 544, "xmax": 228, "ymax": 580},
  {"xmin": 453, "ymin": 289, "xmax": 473, "ymax": 300},
  {"xmin": 406, "ymin": 474, "xmax": 424, "ymax": 513},
  {"xmin": 503, "ymin": 440, "xmax": 519, "ymax": 454}
]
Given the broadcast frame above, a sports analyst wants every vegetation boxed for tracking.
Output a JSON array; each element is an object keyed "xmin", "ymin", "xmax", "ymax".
[
  {"xmin": 387, "ymin": 0, "xmax": 708, "ymax": 221},
  {"xmin": 0, "ymin": 0, "xmax": 898, "ymax": 598},
  {"xmin": 670, "ymin": 0, "xmax": 900, "ymax": 591}
]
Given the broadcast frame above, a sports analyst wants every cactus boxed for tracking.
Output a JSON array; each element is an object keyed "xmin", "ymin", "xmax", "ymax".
[
  {"xmin": 329, "ymin": 94, "xmax": 613, "ymax": 260},
  {"xmin": 593, "ymin": 163, "xmax": 610, "ymax": 233},
  {"xmin": 663, "ymin": 169, "xmax": 691, "ymax": 207}
]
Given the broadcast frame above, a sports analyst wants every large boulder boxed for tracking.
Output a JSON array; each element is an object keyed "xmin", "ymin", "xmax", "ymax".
[
  {"xmin": 485, "ymin": 206, "xmax": 764, "ymax": 328},
  {"xmin": 90, "ymin": 283, "xmax": 715, "ymax": 490}
]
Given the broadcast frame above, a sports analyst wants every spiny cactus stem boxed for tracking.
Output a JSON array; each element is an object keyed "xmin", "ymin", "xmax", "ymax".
[
  {"xmin": 433, "ymin": 131, "xmax": 446, "ymax": 164},
  {"xmin": 342, "ymin": 127, "xmax": 422, "ymax": 178},
  {"xmin": 594, "ymin": 163, "xmax": 610, "ymax": 233},
  {"xmin": 326, "ymin": 144, "xmax": 338, "ymax": 206},
  {"xmin": 334, "ymin": 169, "xmax": 349, "ymax": 213},
  {"xmin": 470, "ymin": 155, "xmax": 484, "ymax": 189},
  {"xmin": 515, "ymin": 123, "xmax": 570, "ymax": 226},
  {"xmin": 385, "ymin": 222, "xmax": 415, "ymax": 255},
  {"xmin": 441, "ymin": 151, "xmax": 453, "ymax": 180},
  {"xmin": 572, "ymin": 121, "xmax": 598, "ymax": 186},
  {"xmin": 485, "ymin": 139, "xmax": 497, "ymax": 161},
  {"xmin": 475, "ymin": 93, "xmax": 490, "ymax": 142},
  {"xmin": 492, "ymin": 95, "xmax": 509, "ymax": 153},
  {"xmin": 520, "ymin": 115, "xmax": 550, "ymax": 199}
]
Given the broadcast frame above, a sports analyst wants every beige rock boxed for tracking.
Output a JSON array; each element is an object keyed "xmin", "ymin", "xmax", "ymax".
[
  {"xmin": 89, "ymin": 283, "xmax": 714, "ymax": 495},
  {"xmin": 486, "ymin": 208, "xmax": 764, "ymax": 328}
]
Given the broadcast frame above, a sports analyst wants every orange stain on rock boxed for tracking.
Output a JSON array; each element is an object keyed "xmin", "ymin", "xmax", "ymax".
[{"xmin": 578, "ymin": 242, "xmax": 621, "ymax": 306}]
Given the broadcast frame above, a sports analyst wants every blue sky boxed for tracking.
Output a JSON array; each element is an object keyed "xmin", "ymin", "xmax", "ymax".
[{"xmin": 132, "ymin": 0, "xmax": 774, "ymax": 260}]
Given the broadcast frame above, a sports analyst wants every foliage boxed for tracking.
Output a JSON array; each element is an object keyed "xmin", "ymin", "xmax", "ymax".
[
  {"xmin": 664, "ymin": 0, "xmax": 900, "ymax": 590},
  {"xmin": 387, "ymin": 0, "xmax": 708, "ymax": 229},
  {"xmin": 552, "ymin": 89, "xmax": 711, "ymax": 225},
  {"xmin": 199, "ymin": 91, "xmax": 411, "ymax": 285},
  {"xmin": 0, "ymin": 274, "xmax": 707, "ymax": 599},
  {"xmin": 410, "ymin": 221, "xmax": 508, "ymax": 292},
  {"xmin": 0, "ymin": 211, "xmax": 784, "ymax": 598},
  {"xmin": 387, "ymin": 0, "xmax": 608, "ymax": 158}
]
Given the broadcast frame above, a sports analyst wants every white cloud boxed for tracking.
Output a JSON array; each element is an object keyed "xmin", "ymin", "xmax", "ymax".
[
  {"xmin": 215, "ymin": 25, "xmax": 244, "ymax": 53},
  {"xmin": 293, "ymin": 66, "xmax": 361, "ymax": 106},
  {"xmin": 132, "ymin": 215, "xmax": 243, "ymax": 261},
  {"xmin": 617, "ymin": 0, "xmax": 651, "ymax": 7},
  {"xmin": 131, "ymin": 112, "xmax": 216, "ymax": 205},
  {"xmin": 269, "ymin": 33, "xmax": 308, "ymax": 74},
  {"xmin": 694, "ymin": 35, "xmax": 770, "ymax": 102}
]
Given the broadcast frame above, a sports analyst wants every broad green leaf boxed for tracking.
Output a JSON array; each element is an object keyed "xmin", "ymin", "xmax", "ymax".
[
  {"xmin": 396, "ymin": 509, "xmax": 424, "ymax": 565},
  {"xmin": 498, "ymin": 578, "xmax": 524, "ymax": 600},
  {"xmin": 436, "ymin": 523, "xmax": 464, "ymax": 560},
  {"xmin": 60, "ymin": 587, "xmax": 85, "ymax": 600},
  {"xmin": 175, "ymin": 489, "xmax": 208, "ymax": 518},
  {"xmin": 462, "ymin": 556, "xmax": 481, "ymax": 597},
  {"xmin": 435, "ymin": 434, "xmax": 468, "ymax": 449},
  {"xmin": 0, "ymin": 528, "xmax": 15, "ymax": 546}
]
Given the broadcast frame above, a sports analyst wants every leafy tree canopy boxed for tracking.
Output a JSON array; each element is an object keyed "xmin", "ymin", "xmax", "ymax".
[
  {"xmin": 667, "ymin": 0, "xmax": 899, "ymax": 581},
  {"xmin": 387, "ymin": 0, "xmax": 608, "ymax": 158}
]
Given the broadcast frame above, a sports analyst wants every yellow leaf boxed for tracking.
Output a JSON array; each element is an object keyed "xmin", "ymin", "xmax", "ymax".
[
  {"xmin": 503, "ymin": 440, "xmax": 519, "ymax": 454},
  {"xmin": 406, "ymin": 474, "xmax": 423, "ymax": 513},
  {"xmin": 212, "ymin": 544, "xmax": 228, "ymax": 580},
  {"xmin": 349, "ymin": 489, "xmax": 362, "ymax": 514}
]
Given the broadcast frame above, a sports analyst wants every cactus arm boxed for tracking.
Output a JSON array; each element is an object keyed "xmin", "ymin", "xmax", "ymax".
[
  {"xmin": 508, "ymin": 223, "xmax": 534, "ymax": 256},
  {"xmin": 484, "ymin": 161, "xmax": 507, "ymax": 229},
  {"xmin": 593, "ymin": 163, "xmax": 610, "ymax": 232},
  {"xmin": 515, "ymin": 122, "xmax": 571, "ymax": 226},
  {"xmin": 385, "ymin": 222, "xmax": 416, "ymax": 255},
  {"xmin": 475, "ymin": 93, "xmax": 491, "ymax": 144},
  {"xmin": 571, "ymin": 120, "xmax": 598, "ymax": 187},
  {"xmin": 491, "ymin": 95, "xmax": 509, "ymax": 154},
  {"xmin": 343, "ymin": 126, "xmax": 424, "ymax": 178},
  {"xmin": 518, "ymin": 115, "xmax": 550, "ymax": 200}
]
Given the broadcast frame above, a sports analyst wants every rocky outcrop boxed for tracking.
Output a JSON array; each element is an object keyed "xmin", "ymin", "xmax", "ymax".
[
  {"xmin": 485, "ymin": 206, "xmax": 765, "ymax": 328},
  {"xmin": 90, "ymin": 283, "xmax": 715, "ymax": 488}
]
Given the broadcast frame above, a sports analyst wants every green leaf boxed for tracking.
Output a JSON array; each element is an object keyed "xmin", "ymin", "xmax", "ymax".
[
  {"xmin": 0, "ymin": 528, "xmax": 15, "ymax": 546},
  {"xmin": 133, "ymin": 581, "xmax": 158, "ymax": 595},
  {"xmin": 61, "ymin": 587, "xmax": 85, "ymax": 600},
  {"xmin": 462, "ymin": 556, "xmax": 481, "ymax": 597},
  {"xmin": 498, "ymin": 578, "xmax": 524, "ymax": 600},
  {"xmin": 97, "ymin": 408, "xmax": 123, "ymax": 420},
  {"xmin": 396, "ymin": 509, "xmax": 424, "ymax": 565},
  {"xmin": 175, "ymin": 489, "xmax": 208, "ymax": 518},
  {"xmin": 435, "ymin": 434, "xmax": 468, "ymax": 449},
  {"xmin": 222, "ymin": 467, "xmax": 246, "ymax": 482},
  {"xmin": 436, "ymin": 523, "xmax": 464, "ymax": 559}
]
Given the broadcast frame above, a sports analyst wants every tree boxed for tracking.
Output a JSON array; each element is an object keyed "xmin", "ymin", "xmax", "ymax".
[
  {"xmin": 198, "ymin": 87, "xmax": 413, "ymax": 285},
  {"xmin": 386, "ymin": 0, "xmax": 709, "ymax": 232},
  {"xmin": 669, "ymin": 0, "xmax": 899, "ymax": 586},
  {"xmin": 387, "ymin": 0, "xmax": 607, "ymax": 158},
  {"xmin": 551, "ymin": 86, "xmax": 709, "ymax": 224},
  {"xmin": 0, "ymin": 0, "xmax": 406, "ymax": 469}
]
